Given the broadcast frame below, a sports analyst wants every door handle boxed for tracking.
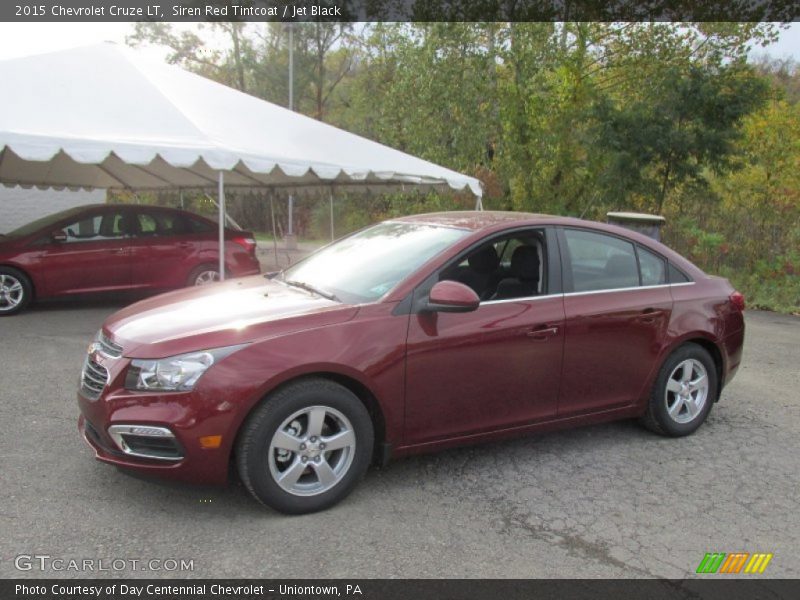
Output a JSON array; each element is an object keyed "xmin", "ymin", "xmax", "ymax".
[
  {"xmin": 526, "ymin": 326, "xmax": 559, "ymax": 340},
  {"xmin": 108, "ymin": 248, "xmax": 126, "ymax": 255},
  {"xmin": 638, "ymin": 308, "xmax": 664, "ymax": 324}
]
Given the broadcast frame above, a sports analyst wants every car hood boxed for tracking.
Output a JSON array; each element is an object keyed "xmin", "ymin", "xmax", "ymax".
[{"xmin": 104, "ymin": 275, "xmax": 359, "ymax": 359}]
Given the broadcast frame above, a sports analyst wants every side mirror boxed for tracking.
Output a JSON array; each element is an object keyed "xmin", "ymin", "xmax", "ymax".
[
  {"xmin": 51, "ymin": 230, "xmax": 67, "ymax": 243},
  {"xmin": 425, "ymin": 281, "xmax": 480, "ymax": 313}
]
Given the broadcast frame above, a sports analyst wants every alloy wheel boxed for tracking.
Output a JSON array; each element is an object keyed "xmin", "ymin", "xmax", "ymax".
[
  {"xmin": 665, "ymin": 358, "xmax": 709, "ymax": 424},
  {"xmin": 194, "ymin": 270, "xmax": 219, "ymax": 285},
  {"xmin": 268, "ymin": 405, "xmax": 356, "ymax": 497},
  {"xmin": 0, "ymin": 274, "xmax": 24, "ymax": 311}
]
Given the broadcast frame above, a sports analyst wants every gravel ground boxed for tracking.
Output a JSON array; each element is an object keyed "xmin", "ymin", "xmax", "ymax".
[{"xmin": 0, "ymin": 305, "xmax": 797, "ymax": 579}]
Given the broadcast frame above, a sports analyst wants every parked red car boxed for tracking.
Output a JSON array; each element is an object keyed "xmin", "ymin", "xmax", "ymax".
[
  {"xmin": 76, "ymin": 211, "xmax": 745, "ymax": 513},
  {"xmin": 0, "ymin": 204, "xmax": 260, "ymax": 314}
]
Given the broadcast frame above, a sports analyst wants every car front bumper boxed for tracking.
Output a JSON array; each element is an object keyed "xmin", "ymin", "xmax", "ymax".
[{"xmin": 77, "ymin": 386, "xmax": 235, "ymax": 485}]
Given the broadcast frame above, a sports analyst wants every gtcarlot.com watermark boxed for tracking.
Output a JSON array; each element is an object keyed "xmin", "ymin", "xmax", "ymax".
[{"xmin": 13, "ymin": 554, "xmax": 194, "ymax": 572}]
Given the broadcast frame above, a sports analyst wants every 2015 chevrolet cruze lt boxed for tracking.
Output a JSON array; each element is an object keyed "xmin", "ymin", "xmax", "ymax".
[{"xmin": 77, "ymin": 212, "xmax": 745, "ymax": 514}]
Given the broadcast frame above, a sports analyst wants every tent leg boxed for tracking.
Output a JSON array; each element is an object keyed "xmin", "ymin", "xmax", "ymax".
[
  {"xmin": 270, "ymin": 195, "xmax": 279, "ymax": 268},
  {"xmin": 288, "ymin": 195, "xmax": 294, "ymax": 235},
  {"xmin": 218, "ymin": 171, "xmax": 226, "ymax": 281},
  {"xmin": 475, "ymin": 197, "xmax": 484, "ymax": 211},
  {"xmin": 329, "ymin": 193, "xmax": 334, "ymax": 242}
]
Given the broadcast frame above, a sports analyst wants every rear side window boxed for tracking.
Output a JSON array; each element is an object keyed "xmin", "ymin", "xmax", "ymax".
[
  {"xmin": 135, "ymin": 211, "xmax": 190, "ymax": 236},
  {"xmin": 564, "ymin": 229, "xmax": 639, "ymax": 292},
  {"xmin": 637, "ymin": 246, "xmax": 667, "ymax": 286},
  {"xmin": 187, "ymin": 217, "xmax": 214, "ymax": 233},
  {"xmin": 669, "ymin": 263, "xmax": 691, "ymax": 283}
]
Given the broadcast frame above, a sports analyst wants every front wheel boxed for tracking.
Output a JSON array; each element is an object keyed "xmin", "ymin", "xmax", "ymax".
[
  {"xmin": 236, "ymin": 378, "xmax": 374, "ymax": 514},
  {"xmin": 0, "ymin": 267, "xmax": 32, "ymax": 316},
  {"xmin": 640, "ymin": 343, "xmax": 718, "ymax": 437}
]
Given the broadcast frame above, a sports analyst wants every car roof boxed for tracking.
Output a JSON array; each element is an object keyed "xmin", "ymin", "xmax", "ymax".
[{"xmin": 393, "ymin": 211, "xmax": 559, "ymax": 231}]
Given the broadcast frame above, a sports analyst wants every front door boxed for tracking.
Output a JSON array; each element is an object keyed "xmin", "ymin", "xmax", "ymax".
[
  {"xmin": 403, "ymin": 228, "xmax": 565, "ymax": 446},
  {"xmin": 40, "ymin": 209, "xmax": 132, "ymax": 295}
]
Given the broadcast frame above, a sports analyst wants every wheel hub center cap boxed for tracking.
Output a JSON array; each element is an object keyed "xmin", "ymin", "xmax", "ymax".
[{"xmin": 304, "ymin": 442, "xmax": 321, "ymax": 458}]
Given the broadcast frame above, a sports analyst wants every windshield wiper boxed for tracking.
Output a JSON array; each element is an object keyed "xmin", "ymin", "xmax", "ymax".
[{"xmin": 284, "ymin": 279, "xmax": 339, "ymax": 302}]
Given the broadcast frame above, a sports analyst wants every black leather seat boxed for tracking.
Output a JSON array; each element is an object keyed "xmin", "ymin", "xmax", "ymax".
[
  {"xmin": 490, "ymin": 245, "xmax": 540, "ymax": 300},
  {"xmin": 452, "ymin": 245, "xmax": 501, "ymax": 299}
]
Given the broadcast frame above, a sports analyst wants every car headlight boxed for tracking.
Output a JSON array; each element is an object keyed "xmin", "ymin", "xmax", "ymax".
[{"xmin": 125, "ymin": 345, "xmax": 245, "ymax": 392}]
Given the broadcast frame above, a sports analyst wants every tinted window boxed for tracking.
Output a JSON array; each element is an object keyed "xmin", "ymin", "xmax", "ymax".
[
  {"xmin": 441, "ymin": 230, "xmax": 546, "ymax": 301},
  {"xmin": 136, "ymin": 211, "xmax": 189, "ymax": 236},
  {"xmin": 61, "ymin": 212, "xmax": 126, "ymax": 243},
  {"xmin": 188, "ymin": 217, "xmax": 214, "ymax": 233},
  {"xmin": 669, "ymin": 263, "xmax": 691, "ymax": 283},
  {"xmin": 564, "ymin": 229, "xmax": 639, "ymax": 292},
  {"xmin": 638, "ymin": 246, "xmax": 666, "ymax": 286}
]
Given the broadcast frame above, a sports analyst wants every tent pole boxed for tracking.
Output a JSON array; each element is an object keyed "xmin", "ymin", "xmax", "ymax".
[
  {"xmin": 329, "ymin": 192, "xmax": 334, "ymax": 241},
  {"xmin": 475, "ymin": 197, "xmax": 484, "ymax": 211},
  {"xmin": 218, "ymin": 171, "xmax": 226, "ymax": 281},
  {"xmin": 270, "ymin": 194, "xmax": 279, "ymax": 268}
]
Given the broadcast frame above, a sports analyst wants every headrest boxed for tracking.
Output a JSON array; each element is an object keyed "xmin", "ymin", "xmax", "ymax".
[
  {"xmin": 468, "ymin": 245, "xmax": 500, "ymax": 274},
  {"xmin": 510, "ymin": 245, "xmax": 540, "ymax": 281}
]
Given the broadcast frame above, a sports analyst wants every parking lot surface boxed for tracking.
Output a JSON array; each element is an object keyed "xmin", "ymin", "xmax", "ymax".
[{"xmin": 1, "ymin": 303, "xmax": 798, "ymax": 578}]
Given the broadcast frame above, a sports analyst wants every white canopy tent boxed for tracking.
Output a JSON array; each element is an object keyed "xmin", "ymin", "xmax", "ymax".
[{"xmin": 0, "ymin": 43, "xmax": 483, "ymax": 278}]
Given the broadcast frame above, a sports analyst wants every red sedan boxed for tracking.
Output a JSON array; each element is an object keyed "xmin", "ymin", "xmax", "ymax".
[
  {"xmin": 0, "ymin": 204, "xmax": 260, "ymax": 314},
  {"xmin": 76, "ymin": 211, "xmax": 745, "ymax": 514}
]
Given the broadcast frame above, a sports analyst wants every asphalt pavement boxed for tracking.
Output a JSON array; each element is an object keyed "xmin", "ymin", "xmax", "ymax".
[{"xmin": 1, "ymin": 303, "xmax": 798, "ymax": 579}]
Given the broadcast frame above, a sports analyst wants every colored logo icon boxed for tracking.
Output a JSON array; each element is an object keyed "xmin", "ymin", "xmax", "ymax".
[{"xmin": 696, "ymin": 552, "xmax": 773, "ymax": 574}]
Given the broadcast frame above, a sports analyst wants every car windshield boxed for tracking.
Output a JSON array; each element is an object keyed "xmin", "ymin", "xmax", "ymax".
[
  {"xmin": 279, "ymin": 221, "xmax": 469, "ymax": 304},
  {"xmin": 4, "ymin": 206, "xmax": 90, "ymax": 239}
]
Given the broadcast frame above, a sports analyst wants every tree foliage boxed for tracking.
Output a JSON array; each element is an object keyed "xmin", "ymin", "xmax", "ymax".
[{"xmin": 124, "ymin": 22, "xmax": 798, "ymax": 311}]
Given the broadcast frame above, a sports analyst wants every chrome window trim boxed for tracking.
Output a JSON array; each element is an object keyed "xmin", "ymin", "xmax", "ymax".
[
  {"xmin": 564, "ymin": 282, "xmax": 695, "ymax": 298},
  {"xmin": 479, "ymin": 282, "xmax": 695, "ymax": 305},
  {"xmin": 481, "ymin": 293, "xmax": 559, "ymax": 306},
  {"xmin": 107, "ymin": 424, "xmax": 184, "ymax": 462}
]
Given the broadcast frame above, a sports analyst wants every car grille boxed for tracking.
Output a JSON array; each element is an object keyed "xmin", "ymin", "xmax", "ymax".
[
  {"xmin": 98, "ymin": 333, "xmax": 123, "ymax": 358},
  {"xmin": 81, "ymin": 356, "xmax": 109, "ymax": 400}
]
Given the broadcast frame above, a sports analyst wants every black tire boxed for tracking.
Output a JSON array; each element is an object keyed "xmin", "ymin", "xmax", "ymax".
[
  {"xmin": 0, "ymin": 266, "xmax": 33, "ymax": 316},
  {"xmin": 236, "ymin": 378, "xmax": 374, "ymax": 514},
  {"xmin": 640, "ymin": 343, "xmax": 718, "ymax": 437},
  {"xmin": 187, "ymin": 263, "xmax": 219, "ymax": 287}
]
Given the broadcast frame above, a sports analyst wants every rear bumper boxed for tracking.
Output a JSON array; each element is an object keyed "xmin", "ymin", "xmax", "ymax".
[{"xmin": 721, "ymin": 325, "xmax": 745, "ymax": 390}]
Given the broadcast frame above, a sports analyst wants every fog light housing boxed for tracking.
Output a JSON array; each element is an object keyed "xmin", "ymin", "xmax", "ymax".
[{"xmin": 107, "ymin": 425, "xmax": 184, "ymax": 461}]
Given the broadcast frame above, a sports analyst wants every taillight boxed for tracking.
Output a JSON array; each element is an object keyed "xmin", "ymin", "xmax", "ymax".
[
  {"xmin": 730, "ymin": 291, "xmax": 745, "ymax": 312},
  {"xmin": 232, "ymin": 236, "xmax": 257, "ymax": 255}
]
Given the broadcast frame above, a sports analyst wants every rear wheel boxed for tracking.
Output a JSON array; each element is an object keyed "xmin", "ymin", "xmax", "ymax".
[
  {"xmin": 640, "ymin": 343, "xmax": 717, "ymax": 437},
  {"xmin": 236, "ymin": 378, "xmax": 373, "ymax": 514},
  {"xmin": 0, "ymin": 267, "xmax": 32, "ymax": 316},
  {"xmin": 188, "ymin": 264, "xmax": 219, "ymax": 286}
]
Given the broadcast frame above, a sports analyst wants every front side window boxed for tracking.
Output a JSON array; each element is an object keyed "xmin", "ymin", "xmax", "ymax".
[
  {"xmin": 61, "ymin": 212, "xmax": 126, "ymax": 243},
  {"xmin": 564, "ymin": 229, "xmax": 639, "ymax": 292},
  {"xmin": 440, "ymin": 230, "xmax": 546, "ymax": 301},
  {"xmin": 280, "ymin": 221, "xmax": 469, "ymax": 304}
]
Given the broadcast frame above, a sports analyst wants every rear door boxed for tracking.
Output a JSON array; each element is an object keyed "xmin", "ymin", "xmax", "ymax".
[
  {"xmin": 39, "ymin": 209, "xmax": 132, "ymax": 295},
  {"xmin": 557, "ymin": 227, "xmax": 672, "ymax": 417},
  {"xmin": 128, "ymin": 209, "xmax": 203, "ymax": 289}
]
